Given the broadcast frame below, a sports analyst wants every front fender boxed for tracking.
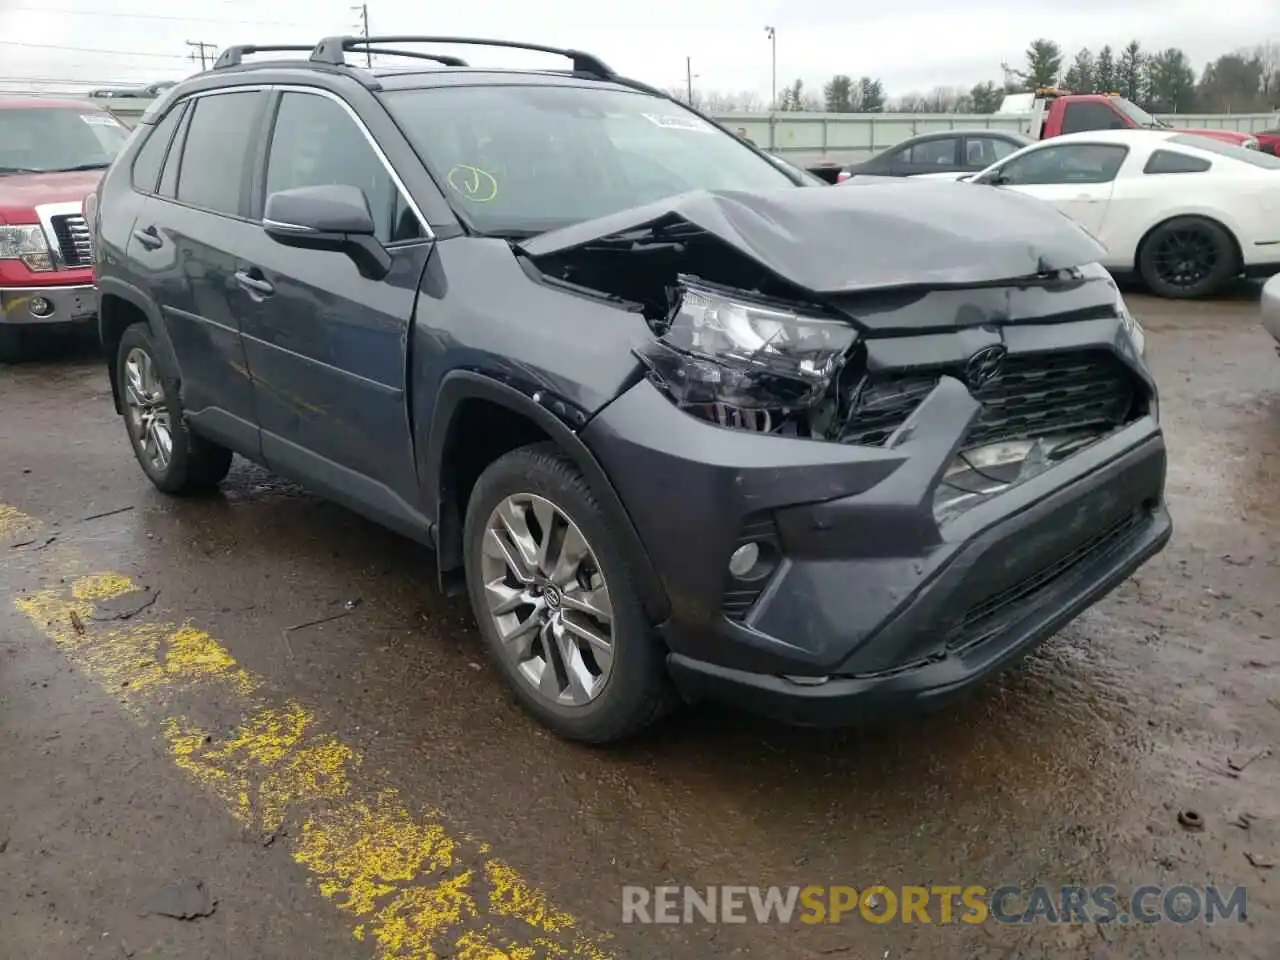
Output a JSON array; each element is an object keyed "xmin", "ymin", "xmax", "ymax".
[{"xmin": 421, "ymin": 369, "xmax": 671, "ymax": 625}]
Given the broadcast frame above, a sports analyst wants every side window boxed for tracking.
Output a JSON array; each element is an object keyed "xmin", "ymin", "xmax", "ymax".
[
  {"xmin": 175, "ymin": 91, "xmax": 261, "ymax": 216},
  {"xmin": 905, "ymin": 138, "xmax": 958, "ymax": 166},
  {"xmin": 1061, "ymin": 102, "xmax": 1129, "ymax": 134},
  {"xmin": 130, "ymin": 101, "xmax": 186, "ymax": 194},
  {"xmin": 1143, "ymin": 149, "xmax": 1212, "ymax": 174},
  {"xmin": 964, "ymin": 136, "xmax": 1019, "ymax": 167},
  {"xmin": 264, "ymin": 92, "xmax": 424, "ymax": 244},
  {"xmin": 996, "ymin": 144, "xmax": 1128, "ymax": 185}
]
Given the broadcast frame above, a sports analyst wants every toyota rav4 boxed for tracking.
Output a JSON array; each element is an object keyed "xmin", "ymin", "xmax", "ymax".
[{"xmin": 88, "ymin": 36, "xmax": 1172, "ymax": 743}]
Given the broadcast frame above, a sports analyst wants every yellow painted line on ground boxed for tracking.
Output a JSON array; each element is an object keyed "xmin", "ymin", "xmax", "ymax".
[{"xmin": 5, "ymin": 503, "xmax": 613, "ymax": 960}]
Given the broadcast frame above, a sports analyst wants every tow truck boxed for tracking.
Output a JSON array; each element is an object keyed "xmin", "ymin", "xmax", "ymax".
[{"xmin": 999, "ymin": 88, "xmax": 1260, "ymax": 150}]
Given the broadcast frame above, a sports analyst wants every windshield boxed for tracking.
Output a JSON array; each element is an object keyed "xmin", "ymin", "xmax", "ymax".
[
  {"xmin": 380, "ymin": 84, "xmax": 803, "ymax": 234},
  {"xmin": 1109, "ymin": 96, "xmax": 1168, "ymax": 129},
  {"xmin": 0, "ymin": 107, "xmax": 130, "ymax": 174}
]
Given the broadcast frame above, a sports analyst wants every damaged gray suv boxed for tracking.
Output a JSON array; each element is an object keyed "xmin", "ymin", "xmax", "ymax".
[{"xmin": 89, "ymin": 36, "xmax": 1172, "ymax": 743}]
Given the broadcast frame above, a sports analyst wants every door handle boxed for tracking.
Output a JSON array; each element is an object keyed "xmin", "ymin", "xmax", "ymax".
[
  {"xmin": 234, "ymin": 270, "xmax": 274, "ymax": 297},
  {"xmin": 132, "ymin": 226, "xmax": 162, "ymax": 250}
]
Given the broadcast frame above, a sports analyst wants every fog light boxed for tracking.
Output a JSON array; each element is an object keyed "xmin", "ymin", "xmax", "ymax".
[
  {"xmin": 29, "ymin": 296, "xmax": 54, "ymax": 318},
  {"xmin": 728, "ymin": 542, "xmax": 760, "ymax": 578}
]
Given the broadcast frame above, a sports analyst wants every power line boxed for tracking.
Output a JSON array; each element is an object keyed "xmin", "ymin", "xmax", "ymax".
[
  {"xmin": 6, "ymin": 5, "xmax": 318, "ymax": 27},
  {"xmin": 0, "ymin": 40, "xmax": 190, "ymax": 61},
  {"xmin": 187, "ymin": 40, "xmax": 218, "ymax": 71}
]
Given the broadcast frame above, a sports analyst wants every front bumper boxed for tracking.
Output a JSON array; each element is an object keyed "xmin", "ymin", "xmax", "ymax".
[
  {"xmin": 1, "ymin": 284, "xmax": 97, "ymax": 327},
  {"xmin": 1262, "ymin": 274, "xmax": 1280, "ymax": 350},
  {"xmin": 582, "ymin": 333, "xmax": 1169, "ymax": 724}
]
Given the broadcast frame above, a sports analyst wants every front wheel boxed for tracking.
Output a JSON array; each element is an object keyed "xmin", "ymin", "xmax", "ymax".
[
  {"xmin": 1138, "ymin": 217, "xmax": 1237, "ymax": 299},
  {"xmin": 462, "ymin": 443, "xmax": 676, "ymax": 743},
  {"xmin": 116, "ymin": 323, "xmax": 233, "ymax": 495}
]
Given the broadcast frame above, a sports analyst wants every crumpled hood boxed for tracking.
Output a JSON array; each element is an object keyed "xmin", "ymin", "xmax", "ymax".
[{"xmin": 518, "ymin": 180, "xmax": 1107, "ymax": 295}]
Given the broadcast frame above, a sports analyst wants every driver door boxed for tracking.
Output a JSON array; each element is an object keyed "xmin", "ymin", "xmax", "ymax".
[{"xmin": 979, "ymin": 142, "xmax": 1130, "ymax": 238}]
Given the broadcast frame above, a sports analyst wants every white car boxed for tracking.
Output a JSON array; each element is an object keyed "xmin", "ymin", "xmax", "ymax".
[
  {"xmin": 1263, "ymin": 274, "xmax": 1280, "ymax": 352},
  {"xmin": 922, "ymin": 129, "xmax": 1280, "ymax": 299}
]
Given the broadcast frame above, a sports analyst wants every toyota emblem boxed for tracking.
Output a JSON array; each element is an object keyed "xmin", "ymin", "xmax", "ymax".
[{"xmin": 964, "ymin": 345, "xmax": 1007, "ymax": 389}]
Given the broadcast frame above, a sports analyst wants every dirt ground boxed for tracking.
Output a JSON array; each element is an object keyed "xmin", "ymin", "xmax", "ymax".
[{"xmin": 1, "ymin": 287, "xmax": 1277, "ymax": 960}]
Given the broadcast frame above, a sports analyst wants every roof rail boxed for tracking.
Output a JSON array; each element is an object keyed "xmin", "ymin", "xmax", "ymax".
[
  {"xmin": 310, "ymin": 35, "xmax": 616, "ymax": 79},
  {"xmin": 214, "ymin": 44, "xmax": 316, "ymax": 69},
  {"xmin": 341, "ymin": 46, "xmax": 469, "ymax": 67}
]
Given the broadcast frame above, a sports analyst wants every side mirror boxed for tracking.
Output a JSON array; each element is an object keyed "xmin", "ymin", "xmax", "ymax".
[{"xmin": 263, "ymin": 184, "xmax": 392, "ymax": 281}]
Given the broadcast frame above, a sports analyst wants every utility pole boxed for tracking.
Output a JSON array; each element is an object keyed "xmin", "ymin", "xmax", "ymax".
[
  {"xmin": 685, "ymin": 56, "xmax": 693, "ymax": 104},
  {"xmin": 352, "ymin": 4, "xmax": 372, "ymax": 68},
  {"xmin": 186, "ymin": 40, "xmax": 217, "ymax": 71},
  {"xmin": 764, "ymin": 26, "xmax": 776, "ymax": 111}
]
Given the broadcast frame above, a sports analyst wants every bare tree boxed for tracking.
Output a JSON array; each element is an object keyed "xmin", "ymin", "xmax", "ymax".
[{"xmin": 1251, "ymin": 42, "xmax": 1280, "ymax": 98}]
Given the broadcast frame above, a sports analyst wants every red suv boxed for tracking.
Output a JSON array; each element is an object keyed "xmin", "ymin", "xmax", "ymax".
[{"xmin": 1, "ymin": 97, "xmax": 131, "ymax": 361}]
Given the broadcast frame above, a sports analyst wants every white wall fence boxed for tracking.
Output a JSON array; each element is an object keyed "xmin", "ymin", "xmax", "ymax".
[
  {"xmin": 102, "ymin": 98, "xmax": 1278, "ymax": 167},
  {"xmin": 724, "ymin": 112, "xmax": 1280, "ymax": 167}
]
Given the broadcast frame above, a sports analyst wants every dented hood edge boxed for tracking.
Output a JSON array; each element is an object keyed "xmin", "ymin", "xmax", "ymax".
[{"xmin": 517, "ymin": 181, "xmax": 1109, "ymax": 296}]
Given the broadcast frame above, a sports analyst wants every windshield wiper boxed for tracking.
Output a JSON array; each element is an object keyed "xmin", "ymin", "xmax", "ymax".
[
  {"xmin": 53, "ymin": 162, "xmax": 111, "ymax": 172},
  {"xmin": 0, "ymin": 166, "xmax": 40, "ymax": 174}
]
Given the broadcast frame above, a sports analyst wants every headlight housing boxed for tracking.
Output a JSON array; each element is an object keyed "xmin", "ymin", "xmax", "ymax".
[
  {"xmin": 1118, "ymin": 298, "xmax": 1145, "ymax": 357},
  {"xmin": 0, "ymin": 224, "xmax": 54, "ymax": 272},
  {"xmin": 636, "ymin": 276, "xmax": 859, "ymax": 413}
]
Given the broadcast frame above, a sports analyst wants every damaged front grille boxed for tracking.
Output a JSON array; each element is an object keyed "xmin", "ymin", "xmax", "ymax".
[{"xmin": 840, "ymin": 349, "xmax": 1141, "ymax": 450}]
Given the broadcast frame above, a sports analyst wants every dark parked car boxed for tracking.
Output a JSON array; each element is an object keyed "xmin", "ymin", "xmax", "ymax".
[
  {"xmin": 837, "ymin": 129, "xmax": 1033, "ymax": 181},
  {"xmin": 88, "ymin": 36, "xmax": 1171, "ymax": 743}
]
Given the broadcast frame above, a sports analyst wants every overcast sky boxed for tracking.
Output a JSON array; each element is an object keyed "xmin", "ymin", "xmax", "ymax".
[{"xmin": 1, "ymin": 0, "xmax": 1277, "ymax": 100}]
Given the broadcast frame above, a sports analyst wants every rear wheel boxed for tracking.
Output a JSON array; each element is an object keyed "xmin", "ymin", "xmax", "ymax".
[
  {"xmin": 116, "ymin": 323, "xmax": 233, "ymax": 494},
  {"xmin": 463, "ymin": 443, "xmax": 675, "ymax": 743},
  {"xmin": 1138, "ymin": 216, "xmax": 1237, "ymax": 299}
]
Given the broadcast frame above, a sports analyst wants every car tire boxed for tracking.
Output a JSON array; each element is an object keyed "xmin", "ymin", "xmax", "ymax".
[
  {"xmin": 116, "ymin": 323, "xmax": 233, "ymax": 495},
  {"xmin": 463, "ymin": 442, "xmax": 676, "ymax": 743},
  {"xmin": 0, "ymin": 327, "xmax": 26, "ymax": 364},
  {"xmin": 1138, "ymin": 216, "xmax": 1238, "ymax": 299}
]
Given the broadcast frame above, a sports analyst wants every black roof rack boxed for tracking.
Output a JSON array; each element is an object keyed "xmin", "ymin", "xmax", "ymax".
[
  {"xmin": 214, "ymin": 44, "xmax": 317, "ymax": 69},
  {"xmin": 342, "ymin": 46, "xmax": 469, "ymax": 67},
  {"xmin": 310, "ymin": 35, "xmax": 616, "ymax": 79}
]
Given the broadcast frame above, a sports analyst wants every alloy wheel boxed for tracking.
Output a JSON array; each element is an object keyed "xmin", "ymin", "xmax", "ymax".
[
  {"xmin": 480, "ymin": 492, "xmax": 614, "ymax": 706},
  {"xmin": 123, "ymin": 346, "xmax": 173, "ymax": 473},
  {"xmin": 1151, "ymin": 228, "xmax": 1219, "ymax": 290}
]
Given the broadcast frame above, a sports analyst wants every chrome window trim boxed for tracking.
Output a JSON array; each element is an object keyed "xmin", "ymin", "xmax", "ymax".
[{"xmin": 158, "ymin": 84, "xmax": 433, "ymax": 239}]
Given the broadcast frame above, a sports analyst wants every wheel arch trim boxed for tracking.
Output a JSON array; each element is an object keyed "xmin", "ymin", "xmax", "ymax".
[
  {"xmin": 97, "ymin": 277, "xmax": 180, "ymax": 414},
  {"xmin": 422, "ymin": 370, "xmax": 670, "ymax": 624}
]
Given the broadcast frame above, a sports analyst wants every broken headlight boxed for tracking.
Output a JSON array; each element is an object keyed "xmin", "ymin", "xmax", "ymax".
[{"xmin": 636, "ymin": 277, "xmax": 857, "ymax": 412}]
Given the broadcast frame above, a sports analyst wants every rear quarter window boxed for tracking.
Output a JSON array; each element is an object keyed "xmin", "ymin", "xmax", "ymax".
[{"xmin": 1142, "ymin": 149, "xmax": 1212, "ymax": 175}]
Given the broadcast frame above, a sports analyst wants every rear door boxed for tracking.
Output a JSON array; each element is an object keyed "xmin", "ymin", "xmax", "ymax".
[
  {"xmin": 126, "ymin": 89, "xmax": 268, "ymax": 450},
  {"xmin": 234, "ymin": 87, "xmax": 434, "ymax": 526}
]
